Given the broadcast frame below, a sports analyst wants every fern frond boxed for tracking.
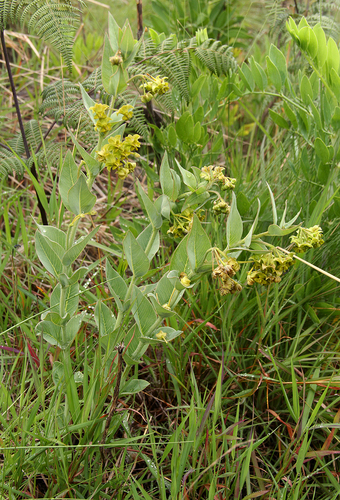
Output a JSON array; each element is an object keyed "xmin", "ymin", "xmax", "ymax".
[
  {"xmin": 1, "ymin": 0, "xmax": 84, "ymax": 70},
  {"xmin": 194, "ymin": 39, "xmax": 237, "ymax": 76},
  {"xmin": 0, "ymin": 146, "xmax": 25, "ymax": 176}
]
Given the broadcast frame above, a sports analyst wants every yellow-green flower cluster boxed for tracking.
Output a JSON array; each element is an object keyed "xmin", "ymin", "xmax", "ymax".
[
  {"xmin": 167, "ymin": 209, "xmax": 204, "ymax": 238},
  {"xmin": 213, "ymin": 199, "xmax": 230, "ymax": 215},
  {"xmin": 140, "ymin": 75, "xmax": 169, "ymax": 103},
  {"xmin": 212, "ymin": 257, "xmax": 242, "ymax": 295},
  {"xmin": 200, "ymin": 165, "xmax": 236, "ymax": 191},
  {"xmin": 290, "ymin": 226, "xmax": 324, "ymax": 253},
  {"xmin": 247, "ymin": 250, "xmax": 294, "ymax": 286},
  {"xmin": 96, "ymin": 134, "xmax": 140, "ymax": 179},
  {"xmin": 180, "ymin": 272, "xmax": 191, "ymax": 287},
  {"xmin": 117, "ymin": 104, "xmax": 134, "ymax": 121},
  {"xmin": 89, "ymin": 103, "xmax": 114, "ymax": 134}
]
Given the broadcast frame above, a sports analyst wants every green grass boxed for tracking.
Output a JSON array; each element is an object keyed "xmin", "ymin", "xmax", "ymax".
[{"xmin": 1, "ymin": 1, "xmax": 340, "ymax": 499}]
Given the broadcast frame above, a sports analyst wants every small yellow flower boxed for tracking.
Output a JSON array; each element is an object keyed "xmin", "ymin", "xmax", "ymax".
[
  {"xmin": 117, "ymin": 104, "xmax": 134, "ymax": 121},
  {"xmin": 156, "ymin": 331, "xmax": 168, "ymax": 342},
  {"xmin": 180, "ymin": 273, "xmax": 191, "ymax": 287}
]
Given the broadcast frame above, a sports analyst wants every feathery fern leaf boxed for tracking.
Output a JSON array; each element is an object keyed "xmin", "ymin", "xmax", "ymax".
[{"xmin": 0, "ymin": 0, "xmax": 84, "ymax": 70}]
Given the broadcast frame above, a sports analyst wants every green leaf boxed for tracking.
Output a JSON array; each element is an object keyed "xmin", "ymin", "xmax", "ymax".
[
  {"xmin": 137, "ymin": 223, "xmax": 160, "ymax": 261},
  {"xmin": 269, "ymin": 109, "xmax": 290, "ymax": 129},
  {"xmin": 154, "ymin": 195, "xmax": 170, "ymax": 219},
  {"xmin": 317, "ymin": 162, "xmax": 331, "ymax": 184},
  {"xmin": 67, "ymin": 173, "xmax": 96, "ymax": 216},
  {"xmin": 35, "ymin": 231, "xmax": 64, "ymax": 278},
  {"xmin": 68, "ymin": 130, "xmax": 102, "ymax": 177},
  {"xmin": 267, "ymin": 183, "xmax": 277, "ymax": 225},
  {"xmin": 266, "ymin": 56, "xmax": 282, "ymax": 92},
  {"xmin": 313, "ymin": 24, "xmax": 327, "ymax": 70},
  {"xmin": 36, "ymin": 224, "xmax": 66, "ymax": 249},
  {"xmin": 154, "ymin": 272, "xmax": 184, "ymax": 309},
  {"xmin": 331, "ymin": 106, "xmax": 340, "ymax": 131},
  {"xmin": 101, "ymin": 34, "xmax": 115, "ymax": 94},
  {"xmin": 326, "ymin": 37, "xmax": 339, "ymax": 78},
  {"xmin": 176, "ymin": 111, "xmax": 194, "ymax": 143},
  {"xmin": 307, "ymin": 28, "xmax": 318, "ymax": 59},
  {"xmin": 300, "ymin": 75, "xmax": 313, "ymax": 106},
  {"xmin": 123, "ymin": 231, "xmax": 150, "ymax": 277},
  {"xmin": 120, "ymin": 379, "xmax": 150, "ymax": 395},
  {"xmin": 50, "ymin": 283, "xmax": 79, "ymax": 317},
  {"xmin": 330, "ymin": 68, "xmax": 340, "ymax": 102},
  {"xmin": 181, "ymin": 191, "xmax": 210, "ymax": 212},
  {"xmin": 186, "ymin": 215, "xmax": 211, "ymax": 271},
  {"xmin": 238, "ymin": 63, "xmax": 254, "ymax": 92},
  {"xmin": 269, "ymin": 44, "xmax": 287, "ymax": 85},
  {"xmin": 137, "ymin": 181, "xmax": 162, "ymax": 229},
  {"xmin": 131, "ymin": 285, "xmax": 157, "ymax": 336},
  {"xmin": 94, "ymin": 301, "xmax": 116, "ymax": 336},
  {"xmin": 283, "ymin": 102, "xmax": 298, "ymax": 128},
  {"xmin": 167, "ymin": 125, "xmax": 177, "ymax": 148},
  {"xmin": 191, "ymin": 74, "xmax": 206, "ymax": 98},
  {"xmin": 226, "ymin": 192, "xmax": 243, "ymax": 248},
  {"xmin": 268, "ymin": 224, "xmax": 300, "ymax": 236},
  {"xmin": 314, "ymin": 137, "xmax": 329, "ymax": 164},
  {"xmin": 250, "ymin": 57, "xmax": 267, "ymax": 91},
  {"xmin": 176, "ymin": 160, "xmax": 197, "ymax": 190},
  {"xmin": 62, "ymin": 226, "xmax": 100, "ymax": 266},
  {"xmin": 108, "ymin": 12, "xmax": 119, "ymax": 52},
  {"xmin": 169, "ymin": 234, "xmax": 191, "ymax": 275},
  {"xmin": 148, "ymin": 294, "xmax": 176, "ymax": 318},
  {"xmin": 120, "ymin": 21, "xmax": 135, "ymax": 59},
  {"xmin": 159, "ymin": 152, "xmax": 179, "ymax": 201},
  {"xmin": 141, "ymin": 326, "xmax": 183, "ymax": 345},
  {"xmin": 106, "ymin": 259, "xmax": 127, "ymax": 310},
  {"xmin": 59, "ymin": 151, "xmax": 79, "ymax": 212},
  {"xmin": 299, "ymin": 26, "xmax": 310, "ymax": 51},
  {"xmin": 64, "ymin": 313, "xmax": 85, "ymax": 349},
  {"xmin": 79, "ymin": 83, "xmax": 96, "ymax": 119},
  {"xmin": 193, "ymin": 122, "xmax": 202, "ymax": 143}
]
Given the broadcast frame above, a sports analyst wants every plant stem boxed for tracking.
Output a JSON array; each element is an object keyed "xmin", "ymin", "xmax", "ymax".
[{"xmin": 0, "ymin": 29, "xmax": 48, "ymax": 225}]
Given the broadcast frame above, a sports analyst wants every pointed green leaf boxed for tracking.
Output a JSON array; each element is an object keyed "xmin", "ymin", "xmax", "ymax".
[
  {"xmin": 67, "ymin": 173, "xmax": 96, "ymax": 216},
  {"xmin": 269, "ymin": 44, "xmax": 287, "ymax": 85},
  {"xmin": 169, "ymin": 234, "xmax": 191, "ymax": 275},
  {"xmin": 300, "ymin": 75, "xmax": 313, "ymax": 105},
  {"xmin": 159, "ymin": 152, "xmax": 179, "ymax": 201},
  {"xmin": 59, "ymin": 151, "xmax": 79, "ymax": 211},
  {"xmin": 186, "ymin": 215, "xmax": 211, "ymax": 271},
  {"xmin": 62, "ymin": 226, "xmax": 100, "ymax": 266},
  {"xmin": 121, "ymin": 379, "xmax": 150, "ymax": 395},
  {"xmin": 106, "ymin": 259, "xmax": 127, "ymax": 310},
  {"xmin": 227, "ymin": 192, "xmax": 243, "ymax": 248},
  {"xmin": 269, "ymin": 109, "xmax": 290, "ymax": 129},
  {"xmin": 314, "ymin": 137, "xmax": 329, "ymax": 164},
  {"xmin": 50, "ymin": 283, "xmax": 79, "ymax": 317},
  {"xmin": 137, "ymin": 181, "xmax": 162, "ymax": 229},
  {"xmin": 94, "ymin": 300, "xmax": 116, "ymax": 336},
  {"xmin": 266, "ymin": 56, "xmax": 282, "ymax": 92},
  {"xmin": 68, "ymin": 130, "xmax": 101, "ymax": 177},
  {"xmin": 239, "ymin": 63, "xmax": 254, "ymax": 92},
  {"xmin": 313, "ymin": 24, "xmax": 327, "ymax": 70},
  {"xmin": 137, "ymin": 224, "xmax": 160, "ymax": 261},
  {"xmin": 35, "ymin": 231, "xmax": 64, "ymax": 278},
  {"xmin": 123, "ymin": 231, "xmax": 150, "ymax": 277},
  {"xmin": 176, "ymin": 160, "xmax": 197, "ymax": 190},
  {"xmin": 36, "ymin": 224, "xmax": 66, "ymax": 249},
  {"xmin": 131, "ymin": 285, "xmax": 157, "ymax": 336}
]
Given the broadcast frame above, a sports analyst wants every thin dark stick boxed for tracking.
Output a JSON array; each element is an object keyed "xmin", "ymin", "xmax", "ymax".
[
  {"xmin": 35, "ymin": 120, "xmax": 57, "ymax": 154},
  {"xmin": 294, "ymin": 0, "xmax": 299, "ymax": 14},
  {"xmin": 1, "ymin": 29, "xmax": 48, "ymax": 225},
  {"xmin": 100, "ymin": 344, "xmax": 124, "ymax": 463},
  {"xmin": 137, "ymin": 0, "xmax": 143, "ymax": 40}
]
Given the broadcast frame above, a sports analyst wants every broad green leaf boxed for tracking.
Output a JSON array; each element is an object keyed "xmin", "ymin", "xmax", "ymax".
[
  {"xmin": 154, "ymin": 194, "xmax": 170, "ymax": 219},
  {"xmin": 79, "ymin": 83, "xmax": 96, "ymax": 119},
  {"xmin": 186, "ymin": 215, "xmax": 211, "ymax": 271},
  {"xmin": 68, "ymin": 267, "xmax": 89, "ymax": 285},
  {"xmin": 147, "ymin": 294, "xmax": 176, "ymax": 318},
  {"xmin": 227, "ymin": 192, "xmax": 243, "ymax": 248},
  {"xmin": 331, "ymin": 106, "xmax": 340, "ymax": 131},
  {"xmin": 326, "ymin": 37, "xmax": 339, "ymax": 78},
  {"xmin": 50, "ymin": 283, "xmax": 79, "ymax": 317},
  {"xmin": 36, "ymin": 224, "xmax": 66, "ymax": 249},
  {"xmin": 268, "ymin": 224, "xmax": 300, "ymax": 236},
  {"xmin": 159, "ymin": 152, "xmax": 179, "ymax": 201},
  {"xmin": 176, "ymin": 160, "xmax": 197, "ymax": 190},
  {"xmin": 269, "ymin": 109, "xmax": 290, "ymax": 129},
  {"xmin": 35, "ymin": 231, "xmax": 64, "ymax": 278},
  {"xmin": 108, "ymin": 12, "xmax": 119, "ymax": 52},
  {"xmin": 238, "ymin": 63, "xmax": 254, "ymax": 92},
  {"xmin": 106, "ymin": 259, "xmax": 127, "ymax": 310},
  {"xmin": 67, "ymin": 173, "xmax": 96, "ymax": 216},
  {"xmin": 191, "ymin": 74, "xmax": 206, "ymax": 98},
  {"xmin": 181, "ymin": 191, "xmax": 210, "ymax": 212},
  {"xmin": 131, "ymin": 285, "xmax": 157, "ymax": 336},
  {"xmin": 137, "ymin": 223, "xmax": 160, "ymax": 261},
  {"xmin": 314, "ymin": 137, "xmax": 329, "ymax": 164},
  {"xmin": 237, "ymin": 192, "xmax": 251, "ymax": 216},
  {"xmin": 108, "ymin": 65, "xmax": 128, "ymax": 96},
  {"xmin": 307, "ymin": 28, "xmax": 318, "ymax": 59},
  {"xmin": 330, "ymin": 68, "xmax": 340, "ymax": 102},
  {"xmin": 317, "ymin": 163, "xmax": 331, "ymax": 184},
  {"xmin": 300, "ymin": 75, "xmax": 313, "ymax": 106},
  {"xmin": 250, "ymin": 57, "xmax": 267, "ymax": 91},
  {"xmin": 62, "ymin": 226, "xmax": 100, "ymax": 266},
  {"xmin": 123, "ymin": 231, "xmax": 150, "ymax": 277},
  {"xmin": 167, "ymin": 125, "xmax": 177, "ymax": 148},
  {"xmin": 299, "ymin": 26, "xmax": 310, "ymax": 51},
  {"xmin": 266, "ymin": 56, "xmax": 282, "ymax": 92},
  {"xmin": 313, "ymin": 24, "xmax": 327, "ymax": 70},
  {"xmin": 120, "ymin": 379, "xmax": 150, "ymax": 395},
  {"xmin": 193, "ymin": 122, "xmax": 202, "ymax": 143},
  {"xmin": 52, "ymin": 361, "xmax": 64, "ymax": 387},
  {"xmin": 140, "ymin": 326, "xmax": 183, "ymax": 346},
  {"xmin": 309, "ymin": 99, "xmax": 322, "ymax": 130},
  {"xmin": 101, "ymin": 34, "xmax": 115, "ymax": 94},
  {"xmin": 59, "ymin": 151, "xmax": 79, "ymax": 211},
  {"xmin": 169, "ymin": 234, "xmax": 191, "ymax": 275},
  {"xmin": 64, "ymin": 313, "xmax": 85, "ymax": 349},
  {"xmin": 137, "ymin": 181, "xmax": 162, "ymax": 229},
  {"xmin": 68, "ymin": 130, "xmax": 102, "ymax": 177},
  {"xmin": 94, "ymin": 300, "xmax": 116, "ymax": 336},
  {"xmin": 283, "ymin": 101, "xmax": 298, "ymax": 128},
  {"xmin": 269, "ymin": 44, "xmax": 287, "ymax": 85},
  {"xmin": 120, "ymin": 21, "xmax": 135, "ymax": 59}
]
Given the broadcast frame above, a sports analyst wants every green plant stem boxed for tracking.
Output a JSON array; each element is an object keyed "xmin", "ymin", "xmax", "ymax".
[
  {"xmin": 0, "ymin": 30, "xmax": 48, "ymax": 225},
  {"xmin": 144, "ymin": 226, "xmax": 158, "ymax": 256}
]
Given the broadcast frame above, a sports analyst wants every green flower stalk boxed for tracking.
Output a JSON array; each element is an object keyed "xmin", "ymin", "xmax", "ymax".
[
  {"xmin": 247, "ymin": 250, "xmax": 295, "ymax": 286},
  {"xmin": 290, "ymin": 226, "xmax": 324, "ymax": 253}
]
